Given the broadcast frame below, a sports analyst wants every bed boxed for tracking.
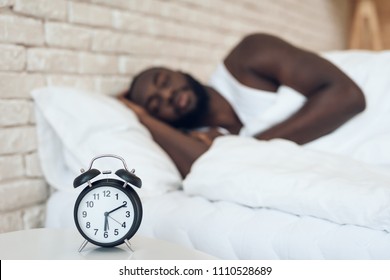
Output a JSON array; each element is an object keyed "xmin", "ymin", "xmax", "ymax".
[{"xmin": 33, "ymin": 50, "xmax": 390, "ymax": 259}]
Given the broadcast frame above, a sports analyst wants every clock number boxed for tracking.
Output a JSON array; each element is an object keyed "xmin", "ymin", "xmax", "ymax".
[
  {"xmin": 123, "ymin": 201, "xmax": 127, "ymax": 207},
  {"xmin": 122, "ymin": 222, "xmax": 126, "ymax": 228},
  {"xmin": 94, "ymin": 229, "xmax": 98, "ymax": 235},
  {"xmin": 82, "ymin": 211, "xmax": 87, "ymax": 218},
  {"xmin": 93, "ymin": 193, "xmax": 99, "ymax": 200},
  {"xmin": 103, "ymin": 190, "xmax": 111, "ymax": 197},
  {"xmin": 104, "ymin": 231, "xmax": 108, "ymax": 238},
  {"xmin": 114, "ymin": 229, "xmax": 119, "ymax": 236},
  {"xmin": 126, "ymin": 211, "xmax": 130, "ymax": 218},
  {"xmin": 86, "ymin": 222, "xmax": 91, "ymax": 228},
  {"xmin": 115, "ymin": 193, "xmax": 119, "ymax": 200},
  {"xmin": 86, "ymin": 201, "xmax": 94, "ymax": 208}
]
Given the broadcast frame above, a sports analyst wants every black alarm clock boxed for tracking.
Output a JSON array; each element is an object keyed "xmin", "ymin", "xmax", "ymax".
[{"xmin": 73, "ymin": 154, "xmax": 142, "ymax": 252}]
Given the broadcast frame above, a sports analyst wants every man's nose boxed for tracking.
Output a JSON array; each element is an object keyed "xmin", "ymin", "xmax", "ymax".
[{"xmin": 160, "ymin": 87, "xmax": 174, "ymax": 104}]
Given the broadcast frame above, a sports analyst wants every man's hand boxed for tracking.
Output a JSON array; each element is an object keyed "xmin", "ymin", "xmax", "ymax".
[
  {"xmin": 118, "ymin": 95, "xmax": 147, "ymax": 118},
  {"xmin": 187, "ymin": 127, "xmax": 224, "ymax": 147},
  {"xmin": 116, "ymin": 93, "xmax": 213, "ymax": 177}
]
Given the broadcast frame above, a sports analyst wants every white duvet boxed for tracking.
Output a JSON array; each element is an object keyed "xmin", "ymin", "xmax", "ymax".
[{"xmin": 183, "ymin": 136, "xmax": 390, "ymax": 231}]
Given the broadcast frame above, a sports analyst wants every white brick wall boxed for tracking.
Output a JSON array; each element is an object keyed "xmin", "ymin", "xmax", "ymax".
[
  {"xmin": 0, "ymin": 0, "xmax": 352, "ymax": 233},
  {"xmin": 0, "ymin": 14, "xmax": 44, "ymax": 45},
  {"xmin": 0, "ymin": 44, "xmax": 26, "ymax": 71},
  {"xmin": 0, "ymin": 72, "xmax": 46, "ymax": 98},
  {"xmin": 13, "ymin": 0, "xmax": 68, "ymax": 20},
  {"xmin": 45, "ymin": 22, "xmax": 93, "ymax": 50}
]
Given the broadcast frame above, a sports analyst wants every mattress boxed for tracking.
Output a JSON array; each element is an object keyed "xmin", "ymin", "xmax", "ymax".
[{"xmin": 46, "ymin": 190, "xmax": 390, "ymax": 259}]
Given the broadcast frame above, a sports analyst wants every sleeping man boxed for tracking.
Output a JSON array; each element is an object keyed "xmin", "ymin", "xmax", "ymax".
[{"xmin": 119, "ymin": 33, "xmax": 365, "ymax": 177}]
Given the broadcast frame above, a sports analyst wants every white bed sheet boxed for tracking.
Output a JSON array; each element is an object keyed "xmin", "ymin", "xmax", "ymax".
[{"xmin": 45, "ymin": 190, "xmax": 390, "ymax": 259}]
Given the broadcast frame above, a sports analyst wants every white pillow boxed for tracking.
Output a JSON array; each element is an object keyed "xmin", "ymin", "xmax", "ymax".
[{"xmin": 32, "ymin": 87, "xmax": 182, "ymax": 197}]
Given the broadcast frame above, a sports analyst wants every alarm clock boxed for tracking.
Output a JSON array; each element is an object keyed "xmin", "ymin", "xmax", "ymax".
[{"xmin": 73, "ymin": 154, "xmax": 142, "ymax": 252}]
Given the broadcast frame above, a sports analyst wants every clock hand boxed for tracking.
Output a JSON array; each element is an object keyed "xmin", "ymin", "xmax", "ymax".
[
  {"xmin": 107, "ymin": 202, "xmax": 127, "ymax": 215},
  {"xmin": 104, "ymin": 212, "xmax": 109, "ymax": 231},
  {"xmin": 108, "ymin": 215, "xmax": 122, "ymax": 226}
]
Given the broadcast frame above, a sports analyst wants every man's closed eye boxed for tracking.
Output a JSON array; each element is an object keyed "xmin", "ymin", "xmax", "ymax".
[{"xmin": 146, "ymin": 96, "xmax": 161, "ymax": 115}]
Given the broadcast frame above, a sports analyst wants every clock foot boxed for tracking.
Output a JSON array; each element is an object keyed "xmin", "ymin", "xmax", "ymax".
[
  {"xmin": 78, "ymin": 239, "xmax": 89, "ymax": 252},
  {"xmin": 124, "ymin": 239, "xmax": 134, "ymax": 252}
]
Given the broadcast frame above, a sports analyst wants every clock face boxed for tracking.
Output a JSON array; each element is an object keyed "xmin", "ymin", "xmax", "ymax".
[{"xmin": 74, "ymin": 180, "xmax": 141, "ymax": 247}]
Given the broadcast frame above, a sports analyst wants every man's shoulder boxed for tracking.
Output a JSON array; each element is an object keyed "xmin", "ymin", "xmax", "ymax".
[
  {"xmin": 225, "ymin": 33, "xmax": 288, "ymax": 70},
  {"xmin": 233, "ymin": 33, "xmax": 286, "ymax": 53},
  {"xmin": 239, "ymin": 33, "xmax": 281, "ymax": 44}
]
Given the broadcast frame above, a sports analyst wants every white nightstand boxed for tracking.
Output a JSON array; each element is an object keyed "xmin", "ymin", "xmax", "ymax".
[{"xmin": 0, "ymin": 228, "xmax": 217, "ymax": 260}]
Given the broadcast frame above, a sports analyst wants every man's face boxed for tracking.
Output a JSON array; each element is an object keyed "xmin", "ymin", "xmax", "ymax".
[{"xmin": 129, "ymin": 67, "xmax": 209, "ymax": 128}]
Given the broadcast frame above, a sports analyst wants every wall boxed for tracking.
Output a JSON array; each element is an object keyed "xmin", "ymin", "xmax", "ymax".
[
  {"xmin": 374, "ymin": 0, "xmax": 390, "ymax": 48},
  {"xmin": 348, "ymin": 0, "xmax": 390, "ymax": 50},
  {"xmin": 0, "ymin": 0, "xmax": 352, "ymax": 233}
]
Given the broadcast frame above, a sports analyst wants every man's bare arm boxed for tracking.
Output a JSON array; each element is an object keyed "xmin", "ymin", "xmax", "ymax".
[
  {"xmin": 225, "ymin": 33, "xmax": 366, "ymax": 144},
  {"xmin": 120, "ymin": 97, "xmax": 209, "ymax": 177},
  {"xmin": 254, "ymin": 83, "xmax": 364, "ymax": 143}
]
